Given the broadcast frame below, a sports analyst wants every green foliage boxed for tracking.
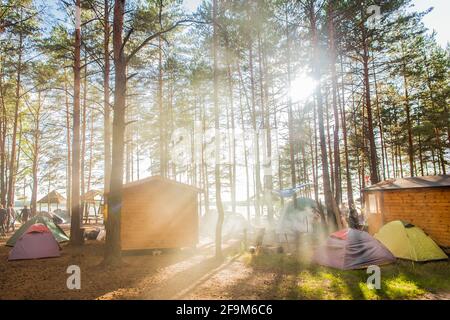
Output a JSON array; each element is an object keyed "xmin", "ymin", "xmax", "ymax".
[{"xmin": 0, "ymin": 0, "xmax": 448, "ymax": 210}]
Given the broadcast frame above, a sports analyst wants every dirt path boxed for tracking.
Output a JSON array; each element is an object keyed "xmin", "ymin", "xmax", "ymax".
[
  {"xmin": 181, "ymin": 257, "xmax": 278, "ymax": 299},
  {"xmin": 0, "ymin": 236, "xmax": 249, "ymax": 300},
  {"xmin": 420, "ymin": 292, "xmax": 450, "ymax": 300}
]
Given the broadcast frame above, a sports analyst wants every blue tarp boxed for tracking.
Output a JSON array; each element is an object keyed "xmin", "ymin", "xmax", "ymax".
[{"xmin": 274, "ymin": 184, "xmax": 309, "ymax": 198}]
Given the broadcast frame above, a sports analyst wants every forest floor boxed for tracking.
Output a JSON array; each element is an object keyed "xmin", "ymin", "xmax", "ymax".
[{"xmin": 0, "ymin": 228, "xmax": 449, "ymax": 300}]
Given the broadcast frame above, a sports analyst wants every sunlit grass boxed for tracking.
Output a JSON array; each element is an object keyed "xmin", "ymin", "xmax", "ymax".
[
  {"xmin": 244, "ymin": 253, "xmax": 450, "ymax": 300},
  {"xmin": 359, "ymin": 282, "xmax": 380, "ymax": 300},
  {"xmin": 383, "ymin": 275, "xmax": 425, "ymax": 299},
  {"xmin": 297, "ymin": 271, "xmax": 354, "ymax": 299}
]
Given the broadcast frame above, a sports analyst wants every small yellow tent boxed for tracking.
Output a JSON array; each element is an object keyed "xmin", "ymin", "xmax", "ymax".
[{"xmin": 374, "ymin": 220, "xmax": 448, "ymax": 262}]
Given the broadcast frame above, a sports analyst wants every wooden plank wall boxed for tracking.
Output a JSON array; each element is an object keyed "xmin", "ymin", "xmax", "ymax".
[
  {"xmin": 381, "ymin": 188, "xmax": 450, "ymax": 248},
  {"xmin": 120, "ymin": 181, "xmax": 198, "ymax": 250}
]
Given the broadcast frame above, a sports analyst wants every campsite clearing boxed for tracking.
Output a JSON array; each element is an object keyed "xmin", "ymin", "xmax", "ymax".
[{"xmin": 0, "ymin": 237, "xmax": 448, "ymax": 300}]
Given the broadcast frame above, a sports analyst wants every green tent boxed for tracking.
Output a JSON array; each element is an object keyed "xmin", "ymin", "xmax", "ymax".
[
  {"xmin": 282, "ymin": 197, "xmax": 317, "ymax": 214},
  {"xmin": 6, "ymin": 216, "xmax": 69, "ymax": 247},
  {"xmin": 374, "ymin": 220, "xmax": 448, "ymax": 262},
  {"xmin": 277, "ymin": 197, "xmax": 317, "ymax": 234}
]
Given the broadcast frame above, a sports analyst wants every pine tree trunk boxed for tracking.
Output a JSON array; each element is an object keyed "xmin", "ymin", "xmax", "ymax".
[
  {"xmin": 81, "ymin": 52, "xmax": 88, "ymax": 203},
  {"xmin": 15, "ymin": 120, "xmax": 23, "ymax": 204},
  {"xmin": 237, "ymin": 63, "xmax": 251, "ymax": 221},
  {"xmin": 158, "ymin": 33, "xmax": 166, "ymax": 177},
  {"xmin": 340, "ymin": 82, "xmax": 357, "ymax": 227},
  {"xmin": 423, "ymin": 54, "xmax": 447, "ymax": 146},
  {"xmin": 70, "ymin": 0, "xmax": 83, "ymax": 246},
  {"xmin": 417, "ymin": 116, "xmax": 425, "ymax": 176},
  {"xmin": 327, "ymin": 3, "xmax": 342, "ymax": 204},
  {"xmin": 274, "ymin": 111, "xmax": 284, "ymax": 207},
  {"xmin": 325, "ymin": 92, "xmax": 335, "ymax": 196},
  {"xmin": 0, "ymin": 56, "xmax": 7, "ymax": 205},
  {"xmin": 104, "ymin": 0, "xmax": 111, "ymax": 194},
  {"xmin": 435, "ymin": 128, "xmax": 446, "ymax": 175},
  {"xmin": 212, "ymin": 0, "xmax": 224, "ymax": 260},
  {"xmin": 31, "ymin": 91, "xmax": 41, "ymax": 217},
  {"xmin": 308, "ymin": 2, "xmax": 341, "ymax": 230},
  {"xmin": 224, "ymin": 44, "xmax": 236, "ymax": 214},
  {"xmin": 257, "ymin": 33, "xmax": 273, "ymax": 222},
  {"xmin": 371, "ymin": 52, "xmax": 387, "ymax": 180},
  {"xmin": 309, "ymin": 119, "xmax": 318, "ymax": 202},
  {"xmin": 104, "ymin": 0, "xmax": 126, "ymax": 265},
  {"xmin": 360, "ymin": 13, "xmax": 379, "ymax": 184},
  {"xmin": 7, "ymin": 30, "xmax": 23, "ymax": 207},
  {"xmin": 64, "ymin": 70, "xmax": 72, "ymax": 214},
  {"xmin": 87, "ymin": 110, "xmax": 94, "ymax": 191},
  {"xmin": 248, "ymin": 42, "xmax": 261, "ymax": 223},
  {"xmin": 201, "ymin": 103, "xmax": 210, "ymax": 215},
  {"xmin": 285, "ymin": 9, "xmax": 297, "ymax": 209},
  {"xmin": 402, "ymin": 56, "xmax": 414, "ymax": 177}
]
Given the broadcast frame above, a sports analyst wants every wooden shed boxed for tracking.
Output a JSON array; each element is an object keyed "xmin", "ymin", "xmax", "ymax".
[
  {"xmin": 364, "ymin": 175, "xmax": 450, "ymax": 250},
  {"xmin": 119, "ymin": 176, "xmax": 200, "ymax": 251}
]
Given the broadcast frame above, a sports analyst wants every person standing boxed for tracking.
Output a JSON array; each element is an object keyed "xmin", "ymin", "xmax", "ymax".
[
  {"xmin": 0, "ymin": 204, "xmax": 7, "ymax": 236},
  {"xmin": 20, "ymin": 205, "xmax": 30, "ymax": 224},
  {"xmin": 7, "ymin": 204, "xmax": 16, "ymax": 232}
]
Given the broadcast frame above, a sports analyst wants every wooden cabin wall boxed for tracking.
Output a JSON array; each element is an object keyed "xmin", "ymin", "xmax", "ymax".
[
  {"xmin": 367, "ymin": 188, "xmax": 450, "ymax": 248},
  {"xmin": 121, "ymin": 181, "xmax": 198, "ymax": 250},
  {"xmin": 381, "ymin": 188, "xmax": 450, "ymax": 248}
]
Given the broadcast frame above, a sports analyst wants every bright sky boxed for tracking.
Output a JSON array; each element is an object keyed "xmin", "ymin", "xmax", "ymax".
[
  {"xmin": 182, "ymin": 0, "xmax": 203, "ymax": 12},
  {"xmin": 181, "ymin": 0, "xmax": 449, "ymax": 47},
  {"xmin": 409, "ymin": 0, "xmax": 450, "ymax": 47}
]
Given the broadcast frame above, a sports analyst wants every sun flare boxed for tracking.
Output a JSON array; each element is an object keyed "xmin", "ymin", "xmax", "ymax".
[{"xmin": 290, "ymin": 74, "xmax": 317, "ymax": 103}]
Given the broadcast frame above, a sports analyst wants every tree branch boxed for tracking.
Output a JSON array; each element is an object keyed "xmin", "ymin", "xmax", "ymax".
[{"xmin": 125, "ymin": 19, "xmax": 205, "ymax": 63}]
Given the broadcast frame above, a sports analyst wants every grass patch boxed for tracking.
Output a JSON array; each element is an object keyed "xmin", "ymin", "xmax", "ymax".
[{"xmin": 245, "ymin": 253, "xmax": 450, "ymax": 300}]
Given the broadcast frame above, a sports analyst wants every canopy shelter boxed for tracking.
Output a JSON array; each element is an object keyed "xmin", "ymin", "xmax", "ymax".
[
  {"xmin": 37, "ymin": 190, "xmax": 66, "ymax": 213},
  {"xmin": 81, "ymin": 189, "xmax": 104, "ymax": 224},
  {"xmin": 82, "ymin": 189, "xmax": 103, "ymax": 204}
]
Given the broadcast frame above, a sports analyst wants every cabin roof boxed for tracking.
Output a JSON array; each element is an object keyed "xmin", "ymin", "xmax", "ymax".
[
  {"xmin": 363, "ymin": 175, "xmax": 450, "ymax": 191},
  {"xmin": 119, "ymin": 176, "xmax": 202, "ymax": 193}
]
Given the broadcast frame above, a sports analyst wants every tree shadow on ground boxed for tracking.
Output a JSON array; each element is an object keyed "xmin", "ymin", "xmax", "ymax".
[
  {"xmin": 240, "ymin": 252, "xmax": 450, "ymax": 300},
  {"xmin": 0, "ymin": 240, "xmax": 238, "ymax": 299}
]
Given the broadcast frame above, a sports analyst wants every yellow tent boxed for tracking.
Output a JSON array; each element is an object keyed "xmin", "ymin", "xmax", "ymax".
[{"xmin": 374, "ymin": 220, "xmax": 448, "ymax": 262}]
